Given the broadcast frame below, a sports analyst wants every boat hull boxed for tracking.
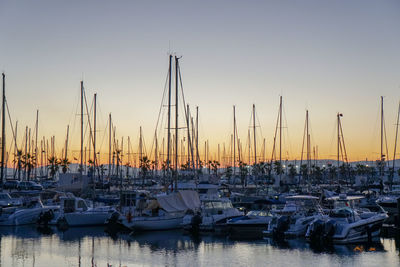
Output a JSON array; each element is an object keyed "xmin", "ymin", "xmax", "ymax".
[
  {"xmin": 129, "ymin": 216, "xmax": 184, "ymax": 231},
  {"xmin": 228, "ymin": 223, "xmax": 269, "ymax": 239},
  {"xmin": 0, "ymin": 207, "xmax": 46, "ymax": 226}
]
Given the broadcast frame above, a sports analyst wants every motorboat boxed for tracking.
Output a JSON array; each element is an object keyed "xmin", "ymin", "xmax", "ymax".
[
  {"xmin": 0, "ymin": 198, "xmax": 52, "ymax": 226},
  {"xmin": 376, "ymin": 194, "xmax": 399, "ymax": 216},
  {"xmin": 226, "ymin": 210, "xmax": 272, "ymax": 239},
  {"xmin": 306, "ymin": 194, "xmax": 388, "ymax": 244},
  {"xmin": 182, "ymin": 194, "xmax": 243, "ymax": 233},
  {"xmin": 264, "ymin": 195, "xmax": 325, "ymax": 238},
  {"xmin": 0, "ymin": 192, "xmax": 22, "ymax": 207}
]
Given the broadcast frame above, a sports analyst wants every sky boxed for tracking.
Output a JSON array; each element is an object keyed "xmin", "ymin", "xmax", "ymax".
[{"xmin": 0, "ymin": 0, "xmax": 400, "ymax": 165}]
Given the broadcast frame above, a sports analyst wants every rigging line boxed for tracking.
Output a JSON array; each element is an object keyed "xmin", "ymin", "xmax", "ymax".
[
  {"xmin": 255, "ymin": 108, "xmax": 263, "ymax": 139},
  {"xmin": 300, "ymin": 111, "xmax": 307, "ymax": 166},
  {"xmin": 83, "ymin": 88, "xmax": 95, "ymax": 152},
  {"xmin": 97, "ymin": 119, "xmax": 109, "ymax": 160},
  {"xmin": 150, "ymin": 67, "xmax": 170, "ymax": 160},
  {"xmin": 328, "ymin": 116, "xmax": 337, "ymax": 159},
  {"xmin": 282, "ymin": 102, "xmax": 293, "ymax": 160},
  {"xmin": 177, "ymin": 64, "xmax": 195, "ymax": 165},
  {"xmin": 5, "ymin": 100, "xmax": 18, "ymax": 151},
  {"xmin": 271, "ymin": 108, "xmax": 279, "ymax": 163},
  {"xmin": 67, "ymin": 86, "xmax": 81, "ymax": 136},
  {"xmin": 95, "ymin": 100, "xmax": 108, "ymax": 156},
  {"xmin": 178, "ymin": 62, "xmax": 188, "ymax": 120},
  {"xmin": 339, "ymin": 133, "xmax": 344, "ymax": 163},
  {"xmin": 392, "ymin": 101, "xmax": 400, "ymax": 170},
  {"xmin": 384, "ymin": 112, "xmax": 389, "ymax": 163},
  {"xmin": 308, "ymin": 113, "xmax": 316, "ymax": 145},
  {"xmin": 154, "ymin": 66, "xmax": 170, "ymax": 138},
  {"xmin": 339, "ymin": 119, "xmax": 348, "ymax": 163}
]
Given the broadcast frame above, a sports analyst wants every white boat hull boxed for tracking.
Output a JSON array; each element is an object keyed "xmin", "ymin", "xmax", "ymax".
[
  {"xmin": 63, "ymin": 211, "xmax": 113, "ymax": 226},
  {"xmin": 0, "ymin": 207, "xmax": 46, "ymax": 226}
]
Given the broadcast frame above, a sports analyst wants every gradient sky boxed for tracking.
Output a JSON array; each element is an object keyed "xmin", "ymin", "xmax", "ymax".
[{"xmin": 0, "ymin": 0, "xmax": 400, "ymax": 164}]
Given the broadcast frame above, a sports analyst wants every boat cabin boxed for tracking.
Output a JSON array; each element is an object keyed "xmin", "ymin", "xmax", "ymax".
[{"xmin": 60, "ymin": 197, "xmax": 89, "ymax": 213}]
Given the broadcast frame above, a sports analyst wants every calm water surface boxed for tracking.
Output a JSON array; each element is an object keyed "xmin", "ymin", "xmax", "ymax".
[{"xmin": 0, "ymin": 226, "xmax": 399, "ymax": 267}]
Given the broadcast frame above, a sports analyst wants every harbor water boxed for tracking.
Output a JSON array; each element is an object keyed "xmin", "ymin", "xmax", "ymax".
[{"xmin": 0, "ymin": 226, "xmax": 399, "ymax": 267}]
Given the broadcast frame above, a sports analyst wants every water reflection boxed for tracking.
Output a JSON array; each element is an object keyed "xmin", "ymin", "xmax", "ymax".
[{"xmin": 0, "ymin": 226, "xmax": 398, "ymax": 267}]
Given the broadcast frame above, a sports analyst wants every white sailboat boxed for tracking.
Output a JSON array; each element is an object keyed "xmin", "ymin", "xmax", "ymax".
[
  {"xmin": 47, "ymin": 195, "xmax": 115, "ymax": 227},
  {"xmin": 119, "ymin": 190, "xmax": 200, "ymax": 231}
]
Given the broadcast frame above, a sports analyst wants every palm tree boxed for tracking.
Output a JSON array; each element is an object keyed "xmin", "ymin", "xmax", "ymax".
[
  {"xmin": 273, "ymin": 161, "xmax": 283, "ymax": 175},
  {"xmin": 210, "ymin": 160, "xmax": 220, "ymax": 176},
  {"xmin": 22, "ymin": 153, "xmax": 36, "ymax": 181},
  {"xmin": 225, "ymin": 166, "xmax": 233, "ymax": 182},
  {"xmin": 60, "ymin": 158, "xmax": 71, "ymax": 174},
  {"xmin": 239, "ymin": 161, "xmax": 248, "ymax": 188},
  {"xmin": 140, "ymin": 156, "xmax": 151, "ymax": 186},
  {"xmin": 288, "ymin": 164, "xmax": 297, "ymax": 179},
  {"xmin": 125, "ymin": 162, "xmax": 131, "ymax": 178},
  {"xmin": 47, "ymin": 156, "xmax": 59, "ymax": 179},
  {"xmin": 13, "ymin": 149, "xmax": 23, "ymax": 180}
]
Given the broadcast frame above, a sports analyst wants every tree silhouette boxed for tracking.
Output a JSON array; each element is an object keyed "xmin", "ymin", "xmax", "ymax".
[
  {"xmin": 60, "ymin": 158, "xmax": 71, "ymax": 174},
  {"xmin": 47, "ymin": 156, "xmax": 59, "ymax": 179},
  {"xmin": 22, "ymin": 153, "xmax": 36, "ymax": 181},
  {"xmin": 140, "ymin": 156, "xmax": 151, "ymax": 186}
]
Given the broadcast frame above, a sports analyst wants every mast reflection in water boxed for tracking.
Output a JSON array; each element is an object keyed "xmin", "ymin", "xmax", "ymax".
[{"xmin": 0, "ymin": 226, "xmax": 398, "ymax": 267}]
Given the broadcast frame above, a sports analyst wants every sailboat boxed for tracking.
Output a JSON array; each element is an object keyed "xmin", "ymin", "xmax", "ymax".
[{"xmin": 45, "ymin": 194, "xmax": 115, "ymax": 227}]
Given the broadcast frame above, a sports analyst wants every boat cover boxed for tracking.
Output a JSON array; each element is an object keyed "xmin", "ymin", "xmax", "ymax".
[
  {"xmin": 156, "ymin": 191, "xmax": 200, "ymax": 213},
  {"xmin": 179, "ymin": 190, "xmax": 201, "ymax": 210}
]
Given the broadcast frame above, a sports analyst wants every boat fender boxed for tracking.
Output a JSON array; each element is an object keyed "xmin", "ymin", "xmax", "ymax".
[{"xmin": 127, "ymin": 211, "xmax": 133, "ymax": 223}]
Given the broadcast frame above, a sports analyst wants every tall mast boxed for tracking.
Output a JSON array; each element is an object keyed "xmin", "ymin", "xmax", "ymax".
[
  {"xmin": 263, "ymin": 138, "xmax": 266, "ymax": 162},
  {"xmin": 218, "ymin": 143, "xmax": 220, "ymax": 163},
  {"xmin": 65, "ymin": 125, "xmax": 69, "ymax": 160},
  {"xmin": 108, "ymin": 113, "xmax": 112, "ymax": 177},
  {"xmin": 127, "ymin": 136, "xmax": 131, "ymax": 177},
  {"xmin": 381, "ymin": 96, "xmax": 384, "ymax": 176},
  {"xmin": 306, "ymin": 110, "xmax": 310, "ymax": 177},
  {"xmin": 93, "ymin": 93, "xmax": 97, "ymax": 177},
  {"xmin": 279, "ymin": 96, "xmax": 282, "ymax": 166},
  {"xmin": 279, "ymin": 96, "xmax": 282, "ymax": 184},
  {"xmin": 34, "ymin": 110, "xmax": 39, "ymax": 180},
  {"xmin": 166, "ymin": 54, "xmax": 172, "ymax": 178},
  {"xmin": 393, "ymin": 102, "xmax": 400, "ymax": 176},
  {"xmin": 196, "ymin": 106, "xmax": 199, "ymax": 171},
  {"xmin": 80, "ymin": 81, "xmax": 84, "ymax": 175},
  {"xmin": 25, "ymin": 126, "xmax": 28, "ymax": 179},
  {"xmin": 337, "ymin": 113, "xmax": 340, "ymax": 170},
  {"xmin": 13, "ymin": 122, "xmax": 18, "ymax": 177},
  {"xmin": 139, "ymin": 126, "xmax": 143, "ymax": 162},
  {"xmin": 190, "ymin": 116, "xmax": 195, "ymax": 170},
  {"xmin": 1, "ymin": 73, "xmax": 5, "ymax": 186},
  {"xmin": 248, "ymin": 129, "xmax": 251, "ymax": 164},
  {"xmin": 233, "ymin": 105, "xmax": 236, "ymax": 175},
  {"xmin": 253, "ymin": 104, "xmax": 257, "ymax": 165},
  {"xmin": 186, "ymin": 104, "xmax": 190, "ymax": 166},
  {"xmin": 174, "ymin": 56, "xmax": 179, "ymax": 191},
  {"xmin": 155, "ymin": 131, "xmax": 158, "ymax": 172}
]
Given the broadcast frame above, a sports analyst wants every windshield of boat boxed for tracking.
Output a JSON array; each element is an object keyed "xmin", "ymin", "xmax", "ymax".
[
  {"xmin": 330, "ymin": 207, "xmax": 355, "ymax": 218},
  {"xmin": 247, "ymin": 210, "xmax": 269, "ymax": 217},
  {"xmin": 203, "ymin": 201, "xmax": 233, "ymax": 210},
  {"xmin": 0, "ymin": 194, "xmax": 11, "ymax": 200},
  {"xmin": 285, "ymin": 199, "xmax": 319, "ymax": 210},
  {"xmin": 334, "ymin": 199, "xmax": 358, "ymax": 209}
]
